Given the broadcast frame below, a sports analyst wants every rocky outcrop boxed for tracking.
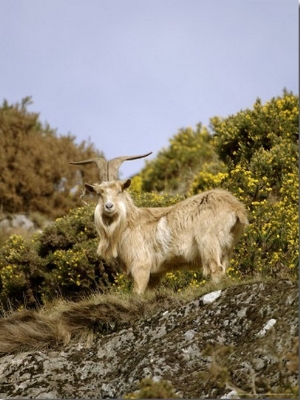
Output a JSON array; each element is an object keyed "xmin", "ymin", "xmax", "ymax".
[
  {"xmin": 0, "ymin": 214, "xmax": 35, "ymax": 232},
  {"xmin": 0, "ymin": 280, "xmax": 298, "ymax": 398},
  {"xmin": 0, "ymin": 214, "xmax": 51, "ymax": 234}
]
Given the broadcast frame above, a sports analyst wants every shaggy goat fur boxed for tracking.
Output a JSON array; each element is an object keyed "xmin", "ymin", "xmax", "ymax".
[{"xmin": 85, "ymin": 179, "xmax": 248, "ymax": 294}]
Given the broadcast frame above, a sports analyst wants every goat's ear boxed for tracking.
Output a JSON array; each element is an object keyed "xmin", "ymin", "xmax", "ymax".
[
  {"xmin": 122, "ymin": 179, "xmax": 131, "ymax": 190},
  {"xmin": 85, "ymin": 183, "xmax": 97, "ymax": 193}
]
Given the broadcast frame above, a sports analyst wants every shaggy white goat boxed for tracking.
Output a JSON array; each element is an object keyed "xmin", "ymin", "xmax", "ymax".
[{"xmin": 71, "ymin": 153, "xmax": 248, "ymax": 294}]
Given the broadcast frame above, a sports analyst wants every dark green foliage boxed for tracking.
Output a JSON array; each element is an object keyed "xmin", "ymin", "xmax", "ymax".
[
  {"xmin": 139, "ymin": 124, "xmax": 218, "ymax": 193},
  {"xmin": 191, "ymin": 92, "xmax": 299, "ymax": 280},
  {"xmin": 212, "ymin": 90, "xmax": 298, "ymax": 167},
  {"xmin": 39, "ymin": 204, "xmax": 116, "ymax": 302},
  {"xmin": 0, "ymin": 203, "xmax": 117, "ymax": 308},
  {"xmin": 0, "ymin": 234, "xmax": 46, "ymax": 307}
]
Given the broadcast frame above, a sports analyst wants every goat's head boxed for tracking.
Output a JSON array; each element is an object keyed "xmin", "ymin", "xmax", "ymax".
[
  {"xmin": 71, "ymin": 151, "xmax": 151, "ymax": 219},
  {"xmin": 70, "ymin": 152, "xmax": 152, "ymax": 182},
  {"xmin": 85, "ymin": 179, "xmax": 131, "ymax": 218}
]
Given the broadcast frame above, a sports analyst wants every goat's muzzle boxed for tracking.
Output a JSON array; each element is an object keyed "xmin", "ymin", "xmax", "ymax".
[{"xmin": 103, "ymin": 201, "xmax": 116, "ymax": 216}]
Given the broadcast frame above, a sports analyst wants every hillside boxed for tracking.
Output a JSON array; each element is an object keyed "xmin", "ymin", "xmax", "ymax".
[
  {"xmin": 0, "ymin": 279, "xmax": 298, "ymax": 398},
  {"xmin": 0, "ymin": 93, "xmax": 298, "ymax": 399},
  {"xmin": 0, "ymin": 93, "xmax": 298, "ymax": 306}
]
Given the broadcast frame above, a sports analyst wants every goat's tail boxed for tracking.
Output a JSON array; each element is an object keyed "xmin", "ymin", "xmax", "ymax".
[
  {"xmin": 231, "ymin": 207, "xmax": 249, "ymax": 243},
  {"xmin": 236, "ymin": 208, "xmax": 249, "ymax": 227}
]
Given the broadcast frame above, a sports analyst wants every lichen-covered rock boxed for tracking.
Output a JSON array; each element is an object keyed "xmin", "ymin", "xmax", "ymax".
[
  {"xmin": 0, "ymin": 214, "xmax": 51, "ymax": 234},
  {"xmin": 0, "ymin": 214, "xmax": 35, "ymax": 232},
  {"xmin": 0, "ymin": 280, "xmax": 298, "ymax": 398}
]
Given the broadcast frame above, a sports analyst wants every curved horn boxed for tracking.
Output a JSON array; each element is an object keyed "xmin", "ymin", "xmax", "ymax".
[
  {"xmin": 108, "ymin": 152, "xmax": 152, "ymax": 180},
  {"xmin": 70, "ymin": 157, "xmax": 108, "ymax": 182}
]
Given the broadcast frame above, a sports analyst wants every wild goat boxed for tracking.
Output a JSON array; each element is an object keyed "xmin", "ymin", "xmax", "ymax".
[{"xmin": 71, "ymin": 153, "xmax": 248, "ymax": 294}]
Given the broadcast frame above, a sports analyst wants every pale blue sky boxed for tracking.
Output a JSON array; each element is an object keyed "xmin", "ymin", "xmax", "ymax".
[{"xmin": 1, "ymin": 0, "xmax": 298, "ymax": 177}]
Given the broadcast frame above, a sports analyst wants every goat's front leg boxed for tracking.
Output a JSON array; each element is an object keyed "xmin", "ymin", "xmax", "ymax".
[{"xmin": 131, "ymin": 263, "xmax": 151, "ymax": 295}]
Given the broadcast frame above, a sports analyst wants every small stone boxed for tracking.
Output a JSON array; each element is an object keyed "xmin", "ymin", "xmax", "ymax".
[
  {"xmin": 201, "ymin": 290, "xmax": 222, "ymax": 304},
  {"xmin": 256, "ymin": 319, "xmax": 277, "ymax": 337}
]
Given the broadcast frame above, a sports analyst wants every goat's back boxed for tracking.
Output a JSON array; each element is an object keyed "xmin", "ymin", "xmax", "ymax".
[
  {"xmin": 156, "ymin": 189, "xmax": 248, "ymax": 263},
  {"xmin": 169, "ymin": 188, "xmax": 248, "ymax": 225}
]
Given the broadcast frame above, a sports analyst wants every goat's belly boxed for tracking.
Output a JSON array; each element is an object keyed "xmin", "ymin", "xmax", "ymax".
[{"xmin": 159, "ymin": 256, "xmax": 201, "ymax": 273}]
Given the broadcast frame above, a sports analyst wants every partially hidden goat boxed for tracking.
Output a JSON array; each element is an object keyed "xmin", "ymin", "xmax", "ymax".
[{"xmin": 71, "ymin": 153, "xmax": 248, "ymax": 294}]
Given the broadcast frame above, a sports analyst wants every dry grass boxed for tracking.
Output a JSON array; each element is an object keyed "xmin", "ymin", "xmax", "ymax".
[
  {"xmin": 0, "ymin": 289, "xmax": 186, "ymax": 355},
  {"xmin": 0, "ymin": 277, "xmax": 275, "ymax": 356}
]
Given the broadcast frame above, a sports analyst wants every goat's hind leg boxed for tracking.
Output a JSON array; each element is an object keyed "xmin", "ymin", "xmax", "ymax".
[
  {"xmin": 200, "ymin": 246, "xmax": 225, "ymax": 283},
  {"xmin": 197, "ymin": 236, "xmax": 225, "ymax": 283},
  {"xmin": 209, "ymin": 259, "xmax": 225, "ymax": 283}
]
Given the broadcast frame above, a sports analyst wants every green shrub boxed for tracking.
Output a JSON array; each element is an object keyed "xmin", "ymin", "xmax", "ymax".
[
  {"xmin": 38, "ymin": 204, "xmax": 96, "ymax": 256},
  {"xmin": 192, "ymin": 92, "xmax": 299, "ymax": 280},
  {"xmin": 211, "ymin": 91, "xmax": 298, "ymax": 167},
  {"xmin": 138, "ymin": 124, "xmax": 218, "ymax": 193},
  {"xmin": 0, "ymin": 234, "xmax": 46, "ymax": 307},
  {"xmin": 0, "ymin": 203, "xmax": 116, "ymax": 308},
  {"xmin": 39, "ymin": 203, "xmax": 117, "ymax": 302}
]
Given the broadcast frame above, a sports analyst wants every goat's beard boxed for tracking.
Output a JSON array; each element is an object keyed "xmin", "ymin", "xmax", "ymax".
[
  {"xmin": 102, "ymin": 212, "xmax": 118, "ymax": 227},
  {"xmin": 95, "ymin": 203, "xmax": 127, "ymax": 259}
]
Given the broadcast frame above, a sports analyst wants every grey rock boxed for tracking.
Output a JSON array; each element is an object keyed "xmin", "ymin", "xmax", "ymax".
[
  {"xmin": 0, "ymin": 280, "xmax": 298, "ymax": 398},
  {"xmin": 11, "ymin": 214, "xmax": 35, "ymax": 230},
  {"xmin": 0, "ymin": 213, "xmax": 51, "ymax": 234}
]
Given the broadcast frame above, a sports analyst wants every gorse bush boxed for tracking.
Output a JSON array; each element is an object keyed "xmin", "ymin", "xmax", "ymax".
[
  {"xmin": 192, "ymin": 91, "xmax": 299, "ymax": 280},
  {"xmin": 0, "ymin": 203, "xmax": 114, "ymax": 308},
  {"xmin": 139, "ymin": 124, "xmax": 218, "ymax": 193},
  {"xmin": 0, "ymin": 234, "xmax": 46, "ymax": 306},
  {"xmin": 212, "ymin": 92, "xmax": 298, "ymax": 168},
  {"xmin": 0, "ymin": 92, "xmax": 298, "ymax": 306}
]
